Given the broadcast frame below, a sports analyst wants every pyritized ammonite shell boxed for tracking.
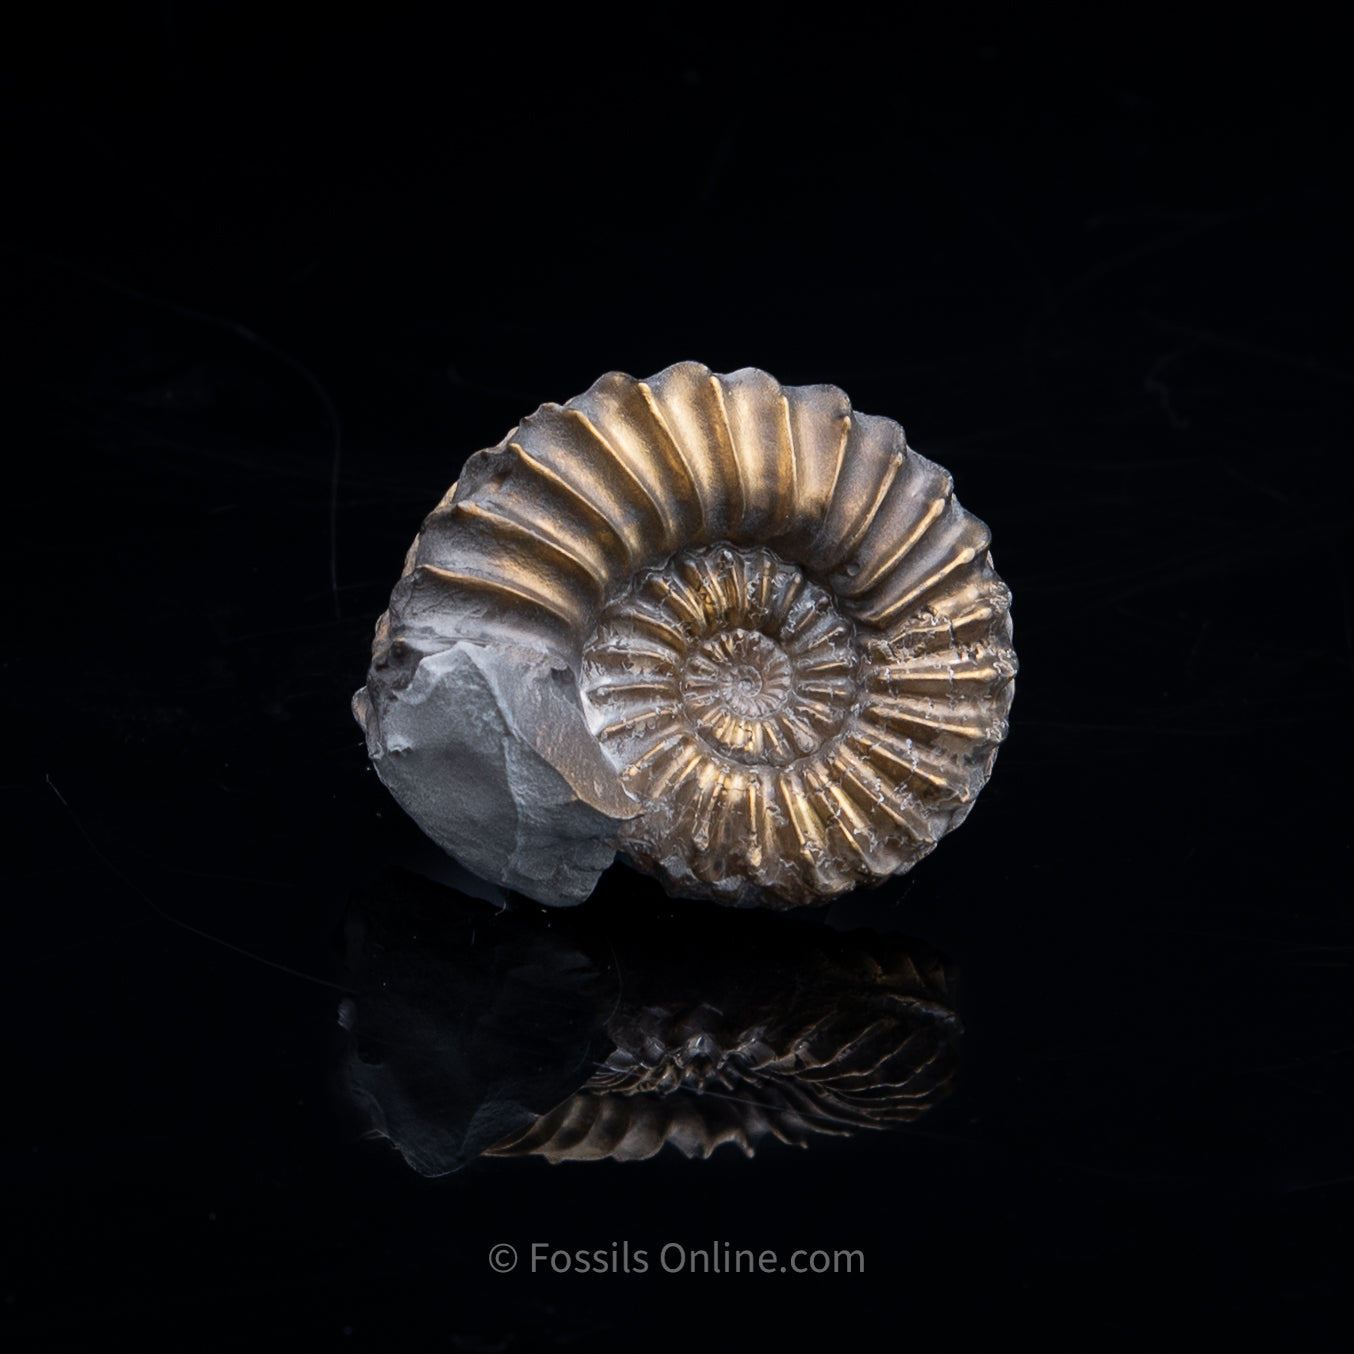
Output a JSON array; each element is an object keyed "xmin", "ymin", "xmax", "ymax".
[{"xmin": 353, "ymin": 362, "xmax": 1016, "ymax": 908}]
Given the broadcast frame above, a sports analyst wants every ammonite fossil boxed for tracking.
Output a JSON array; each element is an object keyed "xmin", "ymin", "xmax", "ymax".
[{"xmin": 353, "ymin": 363, "xmax": 1016, "ymax": 907}]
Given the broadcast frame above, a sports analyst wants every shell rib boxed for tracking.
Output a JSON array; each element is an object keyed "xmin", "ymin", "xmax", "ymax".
[{"xmin": 354, "ymin": 362, "xmax": 1016, "ymax": 907}]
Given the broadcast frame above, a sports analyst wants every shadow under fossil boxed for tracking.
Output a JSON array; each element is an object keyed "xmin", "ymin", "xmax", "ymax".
[{"xmin": 338, "ymin": 870, "xmax": 961, "ymax": 1173}]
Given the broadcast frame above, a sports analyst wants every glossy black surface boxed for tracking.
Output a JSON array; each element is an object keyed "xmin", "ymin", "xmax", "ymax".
[{"xmin": 6, "ymin": 13, "xmax": 1350, "ymax": 1348}]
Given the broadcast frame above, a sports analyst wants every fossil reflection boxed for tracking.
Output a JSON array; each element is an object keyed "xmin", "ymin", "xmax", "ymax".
[{"xmin": 340, "ymin": 871, "xmax": 961, "ymax": 1173}]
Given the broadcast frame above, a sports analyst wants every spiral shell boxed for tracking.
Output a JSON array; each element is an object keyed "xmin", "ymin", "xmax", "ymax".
[{"xmin": 354, "ymin": 362, "xmax": 1016, "ymax": 907}]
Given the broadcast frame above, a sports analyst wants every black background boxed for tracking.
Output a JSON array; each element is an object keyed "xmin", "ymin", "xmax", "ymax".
[{"xmin": 5, "ymin": 7, "xmax": 1351, "ymax": 1349}]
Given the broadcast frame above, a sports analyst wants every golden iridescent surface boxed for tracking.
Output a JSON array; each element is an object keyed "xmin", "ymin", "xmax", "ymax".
[{"xmin": 354, "ymin": 363, "xmax": 1016, "ymax": 907}]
